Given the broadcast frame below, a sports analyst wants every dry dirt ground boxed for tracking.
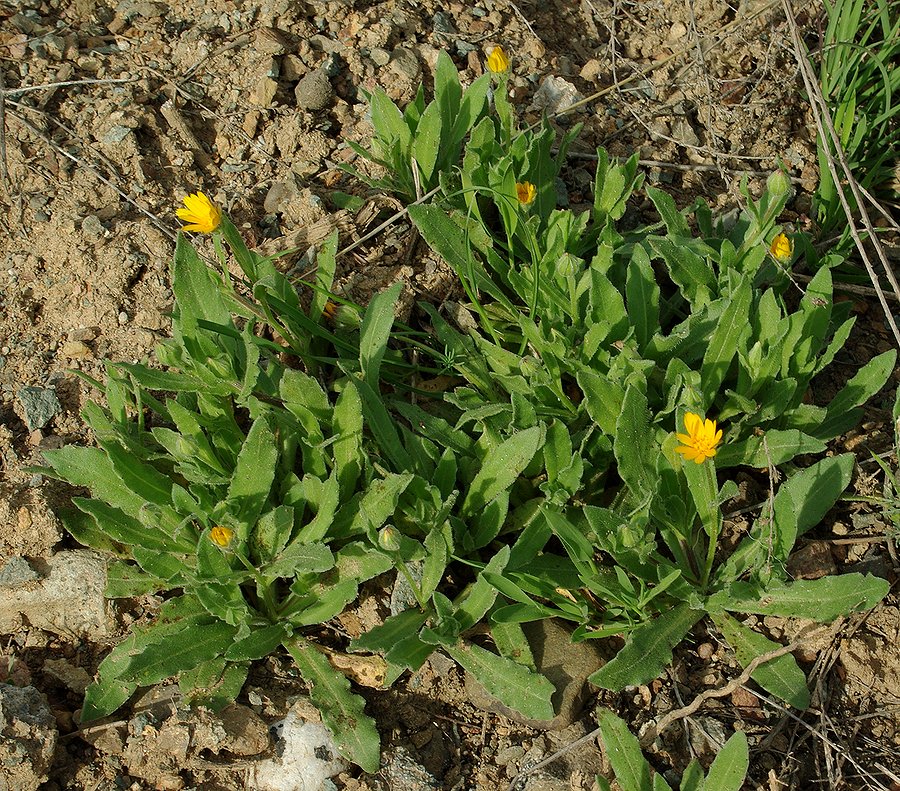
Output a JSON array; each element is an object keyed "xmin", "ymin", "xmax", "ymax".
[{"xmin": 1, "ymin": 0, "xmax": 898, "ymax": 789}]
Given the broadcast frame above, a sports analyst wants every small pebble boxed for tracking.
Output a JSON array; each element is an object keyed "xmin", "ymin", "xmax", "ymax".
[{"xmin": 118, "ymin": 311, "xmax": 129, "ymax": 325}]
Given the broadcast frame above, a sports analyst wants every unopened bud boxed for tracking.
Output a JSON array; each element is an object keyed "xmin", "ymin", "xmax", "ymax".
[
  {"xmin": 766, "ymin": 169, "xmax": 792, "ymax": 199},
  {"xmin": 378, "ymin": 526, "xmax": 401, "ymax": 552}
]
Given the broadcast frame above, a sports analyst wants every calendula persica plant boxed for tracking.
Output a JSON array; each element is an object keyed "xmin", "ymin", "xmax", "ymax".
[
  {"xmin": 37, "ymin": 191, "xmax": 564, "ymax": 772},
  {"xmin": 40, "ymin": 42, "xmax": 897, "ymax": 777},
  {"xmin": 353, "ymin": 49, "xmax": 893, "ymax": 710}
]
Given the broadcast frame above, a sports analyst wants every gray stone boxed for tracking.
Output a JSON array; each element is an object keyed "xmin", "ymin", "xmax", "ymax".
[
  {"xmin": 0, "ymin": 550, "xmax": 110, "ymax": 640},
  {"xmin": 0, "ymin": 556, "xmax": 40, "ymax": 586},
  {"xmin": 379, "ymin": 746, "xmax": 440, "ymax": 790},
  {"xmin": 15, "ymin": 386, "xmax": 61, "ymax": 431},
  {"xmin": 532, "ymin": 77, "xmax": 584, "ymax": 116},
  {"xmin": 294, "ymin": 69, "xmax": 332, "ymax": 111},
  {"xmin": 465, "ymin": 619, "xmax": 606, "ymax": 730},
  {"xmin": 389, "ymin": 47, "xmax": 420, "ymax": 81},
  {"xmin": 0, "ymin": 684, "xmax": 58, "ymax": 791}
]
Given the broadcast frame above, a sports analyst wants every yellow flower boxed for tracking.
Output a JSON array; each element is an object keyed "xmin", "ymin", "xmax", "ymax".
[
  {"xmin": 209, "ymin": 525, "xmax": 234, "ymax": 548},
  {"xmin": 322, "ymin": 300, "xmax": 340, "ymax": 322},
  {"xmin": 177, "ymin": 191, "xmax": 221, "ymax": 233},
  {"xmin": 487, "ymin": 46, "xmax": 510, "ymax": 75},
  {"xmin": 516, "ymin": 181, "xmax": 536, "ymax": 205},
  {"xmin": 769, "ymin": 232, "xmax": 793, "ymax": 263},
  {"xmin": 675, "ymin": 412, "xmax": 723, "ymax": 464}
]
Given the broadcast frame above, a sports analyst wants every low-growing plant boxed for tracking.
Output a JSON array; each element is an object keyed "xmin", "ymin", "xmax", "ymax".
[
  {"xmin": 387, "ymin": 52, "xmax": 894, "ymax": 709},
  {"xmin": 37, "ymin": 195, "xmax": 559, "ymax": 770},
  {"xmin": 341, "ymin": 49, "xmax": 492, "ymax": 203},
  {"xmin": 596, "ymin": 709, "xmax": 749, "ymax": 791}
]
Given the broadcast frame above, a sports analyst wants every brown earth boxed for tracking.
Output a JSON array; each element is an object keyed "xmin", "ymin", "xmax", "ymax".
[{"xmin": 1, "ymin": 0, "xmax": 898, "ymax": 789}]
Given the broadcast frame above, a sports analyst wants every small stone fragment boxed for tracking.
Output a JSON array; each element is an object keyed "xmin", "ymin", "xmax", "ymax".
[
  {"xmin": 250, "ymin": 76, "xmax": 279, "ymax": 107},
  {"xmin": 532, "ymin": 76, "xmax": 584, "ymax": 115},
  {"xmin": 16, "ymin": 386, "xmax": 61, "ymax": 431},
  {"xmin": 0, "ymin": 684, "xmax": 58, "ymax": 791}
]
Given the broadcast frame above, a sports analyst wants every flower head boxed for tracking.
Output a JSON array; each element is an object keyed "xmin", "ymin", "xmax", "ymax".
[
  {"xmin": 177, "ymin": 191, "xmax": 221, "ymax": 233},
  {"xmin": 516, "ymin": 181, "xmax": 536, "ymax": 205},
  {"xmin": 209, "ymin": 525, "xmax": 234, "ymax": 548},
  {"xmin": 675, "ymin": 412, "xmax": 723, "ymax": 464},
  {"xmin": 487, "ymin": 46, "xmax": 510, "ymax": 75},
  {"xmin": 322, "ymin": 300, "xmax": 340, "ymax": 322},
  {"xmin": 769, "ymin": 232, "xmax": 793, "ymax": 263}
]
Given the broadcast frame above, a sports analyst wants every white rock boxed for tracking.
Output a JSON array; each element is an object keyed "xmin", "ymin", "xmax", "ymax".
[{"xmin": 250, "ymin": 712, "xmax": 347, "ymax": 791}]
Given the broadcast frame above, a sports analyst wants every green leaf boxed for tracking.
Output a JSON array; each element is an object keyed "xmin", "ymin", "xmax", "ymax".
[
  {"xmin": 445, "ymin": 640, "xmax": 555, "ymax": 721},
  {"xmin": 461, "ymin": 426, "xmax": 545, "ymax": 517},
  {"xmin": 712, "ymin": 612, "xmax": 810, "ymax": 709},
  {"xmin": 265, "ymin": 541, "xmax": 335, "ymax": 579},
  {"xmin": 589, "ymin": 604, "xmax": 702, "ymax": 690},
  {"xmin": 224, "ymin": 624, "xmax": 291, "ymax": 661},
  {"xmin": 43, "ymin": 446, "xmax": 147, "ymax": 520},
  {"xmin": 614, "ymin": 384, "xmax": 657, "ymax": 503},
  {"xmin": 705, "ymin": 731, "xmax": 749, "ymax": 791},
  {"xmin": 596, "ymin": 709, "xmax": 654, "ymax": 791},
  {"xmin": 285, "ymin": 637, "xmax": 381, "ymax": 773},
  {"xmin": 701, "ymin": 273, "xmax": 750, "ymax": 404},
  {"xmin": 815, "ymin": 350, "xmax": 896, "ymax": 439},
  {"xmin": 73, "ymin": 498, "xmax": 187, "ymax": 554},
  {"xmin": 121, "ymin": 620, "xmax": 238, "ymax": 685},
  {"xmin": 772, "ymin": 453, "xmax": 854, "ymax": 560},
  {"xmin": 178, "ymin": 657, "xmax": 249, "ymax": 712},
  {"xmin": 332, "ymin": 472, "xmax": 413, "ymax": 539},
  {"xmin": 105, "ymin": 560, "xmax": 166, "ymax": 598},
  {"xmin": 359, "ymin": 282, "xmax": 403, "ymax": 386},
  {"xmin": 82, "ymin": 610, "xmax": 219, "ymax": 721},
  {"xmin": 226, "ymin": 416, "xmax": 277, "ymax": 537},
  {"xmin": 251, "ymin": 505, "xmax": 294, "ymax": 563},
  {"xmin": 709, "ymin": 574, "xmax": 889, "ymax": 622},
  {"xmin": 714, "ymin": 429, "xmax": 826, "ymax": 468},
  {"xmin": 332, "ymin": 385, "xmax": 364, "ymax": 497},
  {"xmin": 625, "ymin": 244, "xmax": 660, "ymax": 351},
  {"xmin": 350, "ymin": 609, "xmax": 429, "ymax": 653},
  {"xmin": 411, "ymin": 100, "xmax": 442, "ymax": 184}
]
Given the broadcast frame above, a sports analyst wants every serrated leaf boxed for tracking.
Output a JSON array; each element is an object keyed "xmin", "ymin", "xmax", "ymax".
[
  {"xmin": 226, "ymin": 416, "xmax": 277, "ymax": 536},
  {"xmin": 121, "ymin": 620, "xmax": 238, "ymax": 685},
  {"xmin": 705, "ymin": 730, "xmax": 749, "ymax": 791},
  {"xmin": 596, "ymin": 709, "xmax": 654, "ymax": 791},
  {"xmin": 285, "ymin": 637, "xmax": 381, "ymax": 772},
  {"xmin": 590, "ymin": 604, "xmax": 702, "ymax": 690},
  {"xmin": 713, "ymin": 612, "xmax": 809, "ymax": 709},
  {"xmin": 614, "ymin": 384, "xmax": 657, "ymax": 503},
  {"xmin": 714, "ymin": 429, "xmax": 826, "ymax": 468},
  {"xmin": 461, "ymin": 426, "xmax": 544, "ymax": 517},
  {"xmin": 709, "ymin": 574, "xmax": 889, "ymax": 622},
  {"xmin": 445, "ymin": 640, "xmax": 555, "ymax": 721}
]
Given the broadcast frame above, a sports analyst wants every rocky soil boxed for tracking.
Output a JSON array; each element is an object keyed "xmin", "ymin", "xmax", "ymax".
[{"xmin": 1, "ymin": 0, "xmax": 898, "ymax": 789}]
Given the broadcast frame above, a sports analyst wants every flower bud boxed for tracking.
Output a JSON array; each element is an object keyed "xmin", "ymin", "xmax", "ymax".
[
  {"xmin": 766, "ymin": 169, "xmax": 792, "ymax": 199},
  {"xmin": 209, "ymin": 525, "xmax": 234, "ymax": 548},
  {"xmin": 378, "ymin": 526, "xmax": 401, "ymax": 552},
  {"xmin": 487, "ymin": 46, "xmax": 510, "ymax": 75},
  {"xmin": 556, "ymin": 253, "xmax": 581, "ymax": 278},
  {"xmin": 769, "ymin": 232, "xmax": 793, "ymax": 263}
]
